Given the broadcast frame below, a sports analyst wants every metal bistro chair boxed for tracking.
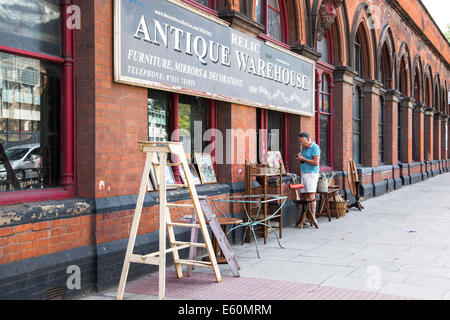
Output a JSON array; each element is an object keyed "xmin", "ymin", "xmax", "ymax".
[{"xmin": 212, "ymin": 194, "xmax": 287, "ymax": 258}]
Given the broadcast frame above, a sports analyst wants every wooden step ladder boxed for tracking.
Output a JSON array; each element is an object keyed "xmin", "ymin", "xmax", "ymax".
[{"xmin": 116, "ymin": 141, "xmax": 221, "ymax": 300}]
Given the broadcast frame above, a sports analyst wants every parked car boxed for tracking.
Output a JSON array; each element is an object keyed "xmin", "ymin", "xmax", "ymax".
[{"xmin": 0, "ymin": 144, "xmax": 41, "ymax": 181}]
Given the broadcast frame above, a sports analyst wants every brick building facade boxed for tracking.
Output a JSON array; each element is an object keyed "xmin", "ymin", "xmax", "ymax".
[{"xmin": 0, "ymin": 0, "xmax": 449, "ymax": 299}]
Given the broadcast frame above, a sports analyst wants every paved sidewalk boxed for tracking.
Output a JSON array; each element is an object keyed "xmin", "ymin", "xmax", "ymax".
[{"xmin": 80, "ymin": 173, "xmax": 450, "ymax": 300}]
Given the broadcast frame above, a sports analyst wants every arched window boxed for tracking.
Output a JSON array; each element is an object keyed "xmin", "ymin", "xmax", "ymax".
[
  {"xmin": 424, "ymin": 74, "xmax": 431, "ymax": 160},
  {"xmin": 412, "ymin": 67, "xmax": 421, "ymax": 161},
  {"xmin": 255, "ymin": 0, "xmax": 288, "ymax": 43},
  {"xmin": 353, "ymin": 24, "xmax": 369, "ymax": 165},
  {"xmin": 398, "ymin": 58, "xmax": 408, "ymax": 162},
  {"xmin": 378, "ymin": 42, "xmax": 392, "ymax": 164},
  {"xmin": 354, "ymin": 33, "xmax": 364, "ymax": 78}
]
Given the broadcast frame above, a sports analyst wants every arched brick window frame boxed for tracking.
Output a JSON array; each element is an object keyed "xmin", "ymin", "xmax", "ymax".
[
  {"xmin": 412, "ymin": 56, "xmax": 423, "ymax": 162},
  {"xmin": 398, "ymin": 44, "xmax": 411, "ymax": 163},
  {"xmin": 377, "ymin": 26, "xmax": 396, "ymax": 165},
  {"xmin": 315, "ymin": 30, "xmax": 335, "ymax": 170},
  {"xmin": 351, "ymin": 21, "xmax": 373, "ymax": 165},
  {"xmin": 423, "ymin": 65, "xmax": 433, "ymax": 160}
]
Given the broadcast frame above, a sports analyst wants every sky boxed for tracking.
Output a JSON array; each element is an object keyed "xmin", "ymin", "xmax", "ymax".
[{"xmin": 421, "ymin": 0, "xmax": 450, "ymax": 34}]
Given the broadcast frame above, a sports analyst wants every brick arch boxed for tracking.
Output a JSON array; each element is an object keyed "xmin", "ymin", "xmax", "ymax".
[
  {"xmin": 286, "ymin": 0, "xmax": 308, "ymax": 45},
  {"xmin": 412, "ymin": 55, "xmax": 423, "ymax": 103},
  {"xmin": 349, "ymin": 2, "xmax": 377, "ymax": 79},
  {"xmin": 397, "ymin": 42, "xmax": 411, "ymax": 97},
  {"xmin": 329, "ymin": 3, "xmax": 349, "ymax": 66},
  {"xmin": 377, "ymin": 25, "xmax": 396, "ymax": 89},
  {"xmin": 309, "ymin": 0, "xmax": 350, "ymax": 65}
]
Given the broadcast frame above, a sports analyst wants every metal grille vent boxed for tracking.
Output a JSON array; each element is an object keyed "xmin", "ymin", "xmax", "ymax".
[{"xmin": 45, "ymin": 286, "xmax": 63, "ymax": 300}]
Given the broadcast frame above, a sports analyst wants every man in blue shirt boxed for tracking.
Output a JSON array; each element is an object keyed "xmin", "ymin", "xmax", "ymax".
[{"xmin": 296, "ymin": 132, "xmax": 321, "ymax": 225}]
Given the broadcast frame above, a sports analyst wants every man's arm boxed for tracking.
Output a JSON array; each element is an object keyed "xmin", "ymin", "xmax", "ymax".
[{"xmin": 297, "ymin": 154, "xmax": 320, "ymax": 166}]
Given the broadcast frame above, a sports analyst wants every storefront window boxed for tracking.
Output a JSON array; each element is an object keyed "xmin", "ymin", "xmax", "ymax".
[
  {"xmin": 0, "ymin": 0, "xmax": 61, "ymax": 57},
  {"xmin": 178, "ymin": 95, "xmax": 208, "ymax": 163},
  {"xmin": 0, "ymin": 52, "xmax": 61, "ymax": 192},
  {"xmin": 267, "ymin": 110, "xmax": 281, "ymax": 151},
  {"xmin": 148, "ymin": 89, "xmax": 170, "ymax": 142}
]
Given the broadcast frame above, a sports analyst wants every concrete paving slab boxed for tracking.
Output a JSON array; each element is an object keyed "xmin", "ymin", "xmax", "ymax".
[{"xmin": 76, "ymin": 172, "xmax": 450, "ymax": 300}]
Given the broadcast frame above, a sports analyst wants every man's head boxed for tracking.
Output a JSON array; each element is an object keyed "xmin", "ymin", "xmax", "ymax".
[{"xmin": 298, "ymin": 132, "xmax": 312, "ymax": 148}]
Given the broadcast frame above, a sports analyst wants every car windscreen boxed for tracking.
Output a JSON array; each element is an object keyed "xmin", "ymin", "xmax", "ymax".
[{"xmin": 5, "ymin": 148, "xmax": 29, "ymax": 161}]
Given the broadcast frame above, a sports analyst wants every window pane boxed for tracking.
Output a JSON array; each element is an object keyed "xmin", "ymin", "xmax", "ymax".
[
  {"xmin": 267, "ymin": 8, "xmax": 282, "ymax": 41},
  {"xmin": 353, "ymin": 134, "xmax": 360, "ymax": 164},
  {"xmin": 322, "ymin": 75, "xmax": 329, "ymax": 94},
  {"xmin": 319, "ymin": 114, "xmax": 329, "ymax": 166},
  {"xmin": 178, "ymin": 95, "xmax": 207, "ymax": 163},
  {"xmin": 268, "ymin": 0, "xmax": 280, "ymax": 10},
  {"xmin": 379, "ymin": 97, "xmax": 384, "ymax": 163},
  {"xmin": 0, "ymin": 0, "xmax": 61, "ymax": 57},
  {"xmin": 193, "ymin": 0, "xmax": 209, "ymax": 7},
  {"xmin": 148, "ymin": 89, "xmax": 170, "ymax": 142},
  {"xmin": 0, "ymin": 52, "xmax": 61, "ymax": 192},
  {"xmin": 268, "ymin": 110, "xmax": 281, "ymax": 151},
  {"xmin": 353, "ymin": 87, "xmax": 361, "ymax": 164},
  {"xmin": 355, "ymin": 35, "xmax": 362, "ymax": 77},
  {"xmin": 323, "ymin": 94, "xmax": 329, "ymax": 113},
  {"xmin": 255, "ymin": 0, "xmax": 263, "ymax": 24},
  {"xmin": 353, "ymin": 87, "xmax": 360, "ymax": 119},
  {"xmin": 398, "ymin": 104, "xmax": 402, "ymax": 161},
  {"xmin": 317, "ymin": 37, "xmax": 330, "ymax": 64}
]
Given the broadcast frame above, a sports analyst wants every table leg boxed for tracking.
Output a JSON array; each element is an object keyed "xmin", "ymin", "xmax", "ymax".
[
  {"xmin": 332, "ymin": 191, "xmax": 339, "ymax": 219},
  {"xmin": 318, "ymin": 194, "xmax": 326, "ymax": 217},
  {"xmin": 325, "ymin": 194, "xmax": 332, "ymax": 222}
]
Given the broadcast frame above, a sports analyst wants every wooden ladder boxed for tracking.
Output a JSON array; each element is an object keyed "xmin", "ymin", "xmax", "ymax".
[{"xmin": 116, "ymin": 141, "xmax": 221, "ymax": 300}]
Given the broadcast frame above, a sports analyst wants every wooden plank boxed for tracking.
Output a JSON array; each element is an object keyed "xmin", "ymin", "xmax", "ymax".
[
  {"xmin": 167, "ymin": 203, "xmax": 194, "ymax": 208},
  {"xmin": 167, "ymin": 222, "xmax": 201, "ymax": 228},
  {"xmin": 158, "ymin": 152, "xmax": 167, "ymax": 300},
  {"xmin": 173, "ymin": 241, "xmax": 206, "ymax": 248},
  {"xmin": 199, "ymin": 198, "xmax": 241, "ymax": 277},
  {"xmin": 177, "ymin": 259, "xmax": 213, "ymax": 268},
  {"xmin": 166, "ymin": 207, "xmax": 183, "ymax": 279},
  {"xmin": 130, "ymin": 254, "xmax": 159, "ymax": 265}
]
